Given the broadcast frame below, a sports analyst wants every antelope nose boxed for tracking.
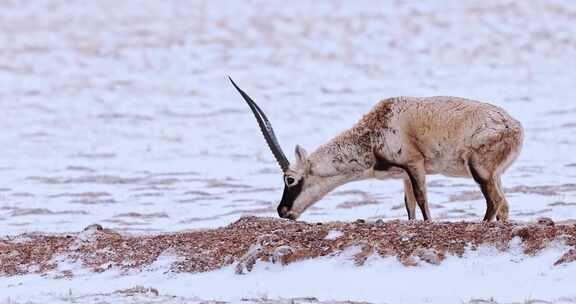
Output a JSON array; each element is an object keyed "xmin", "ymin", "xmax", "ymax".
[{"xmin": 278, "ymin": 206, "xmax": 289, "ymax": 218}]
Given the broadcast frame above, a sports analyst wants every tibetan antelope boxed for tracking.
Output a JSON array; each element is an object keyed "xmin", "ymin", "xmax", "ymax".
[{"xmin": 229, "ymin": 77, "xmax": 523, "ymax": 222}]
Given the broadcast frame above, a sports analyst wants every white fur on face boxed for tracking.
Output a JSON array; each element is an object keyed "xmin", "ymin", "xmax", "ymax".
[
  {"xmin": 284, "ymin": 144, "xmax": 371, "ymax": 219},
  {"xmin": 287, "ymin": 173, "xmax": 351, "ymax": 219}
]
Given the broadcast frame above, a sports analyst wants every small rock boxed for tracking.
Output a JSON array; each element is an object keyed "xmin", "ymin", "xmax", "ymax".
[
  {"xmin": 272, "ymin": 245, "xmax": 294, "ymax": 265},
  {"xmin": 537, "ymin": 217, "xmax": 555, "ymax": 226},
  {"xmin": 353, "ymin": 243, "xmax": 373, "ymax": 266},
  {"xmin": 292, "ymin": 297, "xmax": 318, "ymax": 302},
  {"xmin": 511, "ymin": 226, "xmax": 530, "ymax": 239},
  {"xmin": 83, "ymin": 224, "xmax": 103, "ymax": 231},
  {"xmin": 400, "ymin": 256, "xmax": 418, "ymax": 267},
  {"xmin": 554, "ymin": 249, "xmax": 576, "ymax": 266},
  {"xmin": 416, "ymin": 248, "xmax": 443, "ymax": 265},
  {"xmin": 235, "ymin": 244, "xmax": 263, "ymax": 274}
]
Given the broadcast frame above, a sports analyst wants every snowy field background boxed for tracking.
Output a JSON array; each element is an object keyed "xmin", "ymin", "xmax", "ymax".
[{"xmin": 1, "ymin": 0, "xmax": 576, "ymax": 303}]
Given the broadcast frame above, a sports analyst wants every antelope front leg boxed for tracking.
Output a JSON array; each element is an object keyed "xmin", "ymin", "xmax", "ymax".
[
  {"xmin": 404, "ymin": 163, "xmax": 431, "ymax": 221},
  {"xmin": 403, "ymin": 178, "xmax": 417, "ymax": 220}
]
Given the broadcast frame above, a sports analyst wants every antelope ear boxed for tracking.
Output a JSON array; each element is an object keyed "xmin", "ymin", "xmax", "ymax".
[{"xmin": 295, "ymin": 145, "xmax": 308, "ymax": 166}]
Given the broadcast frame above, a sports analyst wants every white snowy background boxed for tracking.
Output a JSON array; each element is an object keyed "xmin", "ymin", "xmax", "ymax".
[{"xmin": 1, "ymin": 0, "xmax": 576, "ymax": 303}]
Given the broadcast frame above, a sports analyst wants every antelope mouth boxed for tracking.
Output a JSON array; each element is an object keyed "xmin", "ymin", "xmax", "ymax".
[
  {"xmin": 277, "ymin": 206, "xmax": 299, "ymax": 220},
  {"xmin": 285, "ymin": 212, "xmax": 299, "ymax": 220},
  {"xmin": 279, "ymin": 211, "xmax": 299, "ymax": 221}
]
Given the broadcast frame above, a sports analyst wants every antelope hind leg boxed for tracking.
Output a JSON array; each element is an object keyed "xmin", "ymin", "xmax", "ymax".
[
  {"xmin": 479, "ymin": 178, "xmax": 505, "ymax": 222},
  {"xmin": 468, "ymin": 161, "xmax": 507, "ymax": 222},
  {"xmin": 494, "ymin": 178, "xmax": 509, "ymax": 222}
]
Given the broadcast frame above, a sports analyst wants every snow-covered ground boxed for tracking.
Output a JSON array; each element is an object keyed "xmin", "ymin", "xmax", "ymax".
[
  {"xmin": 3, "ymin": 240, "xmax": 575, "ymax": 303},
  {"xmin": 1, "ymin": 0, "xmax": 576, "ymax": 303}
]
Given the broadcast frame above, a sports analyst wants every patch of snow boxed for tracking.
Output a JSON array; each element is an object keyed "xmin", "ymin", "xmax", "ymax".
[
  {"xmin": 324, "ymin": 229, "xmax": 344, "ymax": 240},
  {"xmin": 147, "ymin": 249, "xmax": 183, "ymax": 272}
]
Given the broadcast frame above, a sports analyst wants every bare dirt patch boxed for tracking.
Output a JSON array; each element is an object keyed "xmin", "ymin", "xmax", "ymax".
[{"xmin": 1, "ymin": 217, "xmax": 575, "ymax": 278}]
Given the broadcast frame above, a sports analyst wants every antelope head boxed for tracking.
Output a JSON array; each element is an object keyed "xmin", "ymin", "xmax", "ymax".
[{"xmin": 229, "ymin": 78, "xmax": 343, "ymax": 220}]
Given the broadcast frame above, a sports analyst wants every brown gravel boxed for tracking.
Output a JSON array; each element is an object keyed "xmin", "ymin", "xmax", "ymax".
[{"xmin": 1, "ymin": 216, "xmax": 575, "ymax": 277}]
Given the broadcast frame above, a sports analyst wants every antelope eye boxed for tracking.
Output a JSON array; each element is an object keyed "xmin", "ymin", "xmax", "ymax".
[{"xmin": 285, "ymin": 176, "xmax": 296, "ymax": 186}]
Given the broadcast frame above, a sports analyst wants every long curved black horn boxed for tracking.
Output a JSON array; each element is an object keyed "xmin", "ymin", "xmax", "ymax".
[{"xmin": 229, "ymin": 77, "xmax": 291, "ymax": 172}]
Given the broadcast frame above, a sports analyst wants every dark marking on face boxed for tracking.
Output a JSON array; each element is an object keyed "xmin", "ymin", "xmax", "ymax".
[
  {"xmin": 397, "ymin": 148, "xmax": 402, "ymax": 155},
  {"xmin": 277, "ymin": 177, "xmax": 304, "ymax": 218},
  {"xmin": 285, "ymin": 176, "xmax": 295, "ymax": 185}
]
